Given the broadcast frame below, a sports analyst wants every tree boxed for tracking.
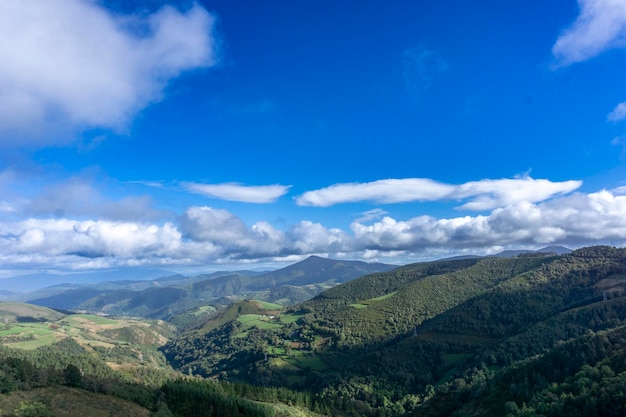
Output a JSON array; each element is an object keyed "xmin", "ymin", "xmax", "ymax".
[
  {"xmin": 13, "ymin": 401, "xmax": 51, "ymax": 417},
  {"xmin": 64, "ymin": 364, "xmax": 82, "ymax": 388}
]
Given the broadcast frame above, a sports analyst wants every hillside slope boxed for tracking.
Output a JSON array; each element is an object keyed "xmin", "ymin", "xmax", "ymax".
[
  {"xmin": 27, "ymin": 256, "xmax": 394, "ymax": 319},
  {"xmin": 162, "ymin": 246, "xmax": 626, "ymax": 416}
]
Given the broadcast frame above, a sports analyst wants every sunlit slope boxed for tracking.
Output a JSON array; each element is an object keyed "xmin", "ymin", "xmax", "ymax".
[{"xmin": 162, "ymin": 246, "xmax": 626, "ymax": 416}]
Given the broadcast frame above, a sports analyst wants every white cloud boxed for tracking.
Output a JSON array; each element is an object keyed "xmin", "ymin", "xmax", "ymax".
[
  {"xmin": 608, "ymin": 102, "xmax": 626, "ymax": 122},
  {"xmin": 0, "ymin": 218, "xmax": 182, "ymax": 266},
  {"xmin": 552, "ymin": 0, "xmax": 626, "ymax": 66},
  {"xmin": 296, "ymin": 178, "xmax": 454, "ymax": 207},
  {"xmin": 180, "ymin": 206, "xmax": 248, "ymax": 244},
  {"xmin": 0, "ymin": 0, "xmax": 217, "ymax": 146},
  {"xmin": 350, "ymin": 190, "xmax": 626, "ymax": 252},
  {"xmin": 287, "ymin": 221, "xmax": 352, "ymax": 254},
  {"xmin": 295, "ymin": 177, "xmax": 582, "ymax": 210},
  {"xmin": 2, "ymin": 189, "xmax": 626, "ymax": 273},
  {"xmin": 612, "ymin": 185, "xmax": 626, "ymax": 194},
  {"xmin": 454, "ymin": 177, "xmax": 582, "ymax": 210},
  {"xmin": 183, "ymin": 182, "xmax": 291, "ymax": 203},
  {"xmin": 180, "ymin": 206, "xmax": 289, "ymax": 258}
]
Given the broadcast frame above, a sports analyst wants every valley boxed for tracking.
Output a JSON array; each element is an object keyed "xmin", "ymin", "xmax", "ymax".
[{"xmin": 1, "ymin": 246, "xmax": 626, "ymax": 416}]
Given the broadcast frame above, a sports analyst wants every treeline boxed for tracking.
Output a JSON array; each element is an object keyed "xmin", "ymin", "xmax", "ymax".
[{"xmin": 0, "ymin": 339, "xmax": 327, "ymax": 416}]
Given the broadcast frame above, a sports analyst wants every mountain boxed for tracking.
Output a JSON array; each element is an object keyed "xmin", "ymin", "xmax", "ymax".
[
  {"xmin": 491, "ymin": 245, "xmax": 572, "ymax": 258},
  {"xmin": 537, "ymin": 245, "xmax": 572, "ymax": 254},
  {"xmin": 161, "ymin": 245, "xmax": 626, "ymax": 416},
  {"xmin": 0, "ymin": 268, "xmax": 177, "ymax": 293},
  {"xmin": 26, "ymin": 256, "xmax": 395, "ymax": 318},
  {"xmin": 251, "ymin": 255, "xmax": 395, "ymax": 287},
  {"xmin": 438, "ymin": 245, "xmax": 572, "ymax": 261},
  {"xmin": 3, "ymin": 247, "xmax": 626, "ymax": 416},
  {"xmin": 0, "ymin": 289, "xmax": 17, "ymax": 301}
]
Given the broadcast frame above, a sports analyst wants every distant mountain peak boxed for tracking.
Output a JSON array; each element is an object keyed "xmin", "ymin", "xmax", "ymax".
[{"xmin": 537, "ymin": 245, "xmax": 572, "ymax": 254}]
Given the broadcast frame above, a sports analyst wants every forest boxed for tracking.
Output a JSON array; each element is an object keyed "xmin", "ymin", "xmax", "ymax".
[{"xmin": 2, "ymin": 246, "xmax": 626, "ymax": 416}]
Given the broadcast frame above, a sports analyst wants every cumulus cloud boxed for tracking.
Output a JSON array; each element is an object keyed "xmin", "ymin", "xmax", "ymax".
[
  {"xmin": 0, "ymin": 0, "xmax": 217, "ymax": 146},
  {"xmin": 179, "ymin": 208, "xmax": 352, "ymax": 259},
  {"xmin": 2, "ymin": 188, "xmax": 626, "ymax": 272},
  {"xmin": 286, "ymin": 221, "xmax": 352, "ymax": 254},
  {"xmin": 180, "ymin": 206, "xmax": 289, "ymax": 258},
  {"xmin": 180, "ymin": 206, "xmax": 248, "ymax": 244},
  {"xmin": 0, "ymin": 218, "xmax": 183, "ymax": 268},
  {"xmin": 350, "ymin": 190, "xmax": 626, "ymax": 252},
  {"xmin": 182, "ymin": 182, "xmax": 291, "ymax": 203},
  {"xmin": 552, "ymin": 0, "xmax": 626, "ymax": 66},
  {"xmin": 295, "ymin": 177, "xmax": 581, "ymax": 209}
]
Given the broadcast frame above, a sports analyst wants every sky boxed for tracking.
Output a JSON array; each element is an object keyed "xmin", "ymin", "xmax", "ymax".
[{"xmin": 2, "ymin": 0, "xmax": 626, "ymax": 278}]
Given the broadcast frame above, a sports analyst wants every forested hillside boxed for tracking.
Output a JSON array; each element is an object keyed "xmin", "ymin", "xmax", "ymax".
[
  {"xmin": 26, "ymin": 256, "xmax": 394, "ymax": 319},
  {"xmin": 3, "ymin": 247, "xmax": 626, "ymax": 416},
  {"xmin": 162, "ymin": 246, "xmax": 626, "ymax": 416},
  {"xmin": 0, "ymin": 303, "xmax": 325, "ymax": 416}
]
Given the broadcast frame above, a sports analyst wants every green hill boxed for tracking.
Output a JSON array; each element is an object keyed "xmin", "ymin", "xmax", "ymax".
[
  {"xmin": 0, "ymin": 302, "xmax": 175, "ymax": 386},
  {"xmin": 0, "ymin": 385, "xmax": 151, "ymax": 417},
  {"xmin": 28, "ymin": 256, "xmax": 394, "ymax": 319},
  {"xmin": 162, "ymin": 246, "xmax": 626, "ymax": 416},
  {"xmin": 0, "ymin": 302, "xmax": 66, "ymax": 323}
]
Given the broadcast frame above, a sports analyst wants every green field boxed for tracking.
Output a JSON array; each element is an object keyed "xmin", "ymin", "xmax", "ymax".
[
  {"xmin": 0, "ymin": 302, "xmax": 65, "ymax": 322},
  {"xmin": 8, "ymin": 334, "xmax": 59, "ymax": 350},
  {"xmin": 269, "ymin": 346, "xmax": 286, "ymax": 355},
  {"xmin": 370, "ymin": 291, "xmax": 398, "ymax": 301},
  {"xmin": 63, "ymin": 314, "xmax": 118, "ymax": 326},
  {"xmin": 286, "ymin": 354, "xmax": 328, "ymax": 371},
  {"xmin": 192, "ymin": 306, "xmax": 216, "ymax": 316},
  {"xmin": 0, "ymin": 305, "xmax": 170, "ymax": 360},
  {"xmin": 277, "ymin": 312, "xmax": 304, "ymax": 323},
  {"xmin": 252, "ymin": 300, "xmax": 284, "ymax": 310},
  {"xmin": 349, "ymin": 303, "xmax": 368, "ymax": 309},
  {"xmin": 237, "ymin": 314, "xmax": 283, "ymax": 330}
]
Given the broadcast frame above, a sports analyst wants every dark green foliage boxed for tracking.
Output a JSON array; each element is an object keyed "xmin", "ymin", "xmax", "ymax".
[
  {"xmin": 162, "ymin": 379, "xmax": 276, "ymax": 417},
  {"xmin": 161, "ymin": 246, "xmax": 626, "ymax": 416},
  {"xmin": 6, "ymin": 246, "xmax": 626, "ymax": 416},
  {"xmin": 13, "ymin": 400, "xmax": 52, "ymax": 417},
  {"xmin": 63, "ymin": 364, "xmax": 82, "ymax": 387},
  {"xmin": 0, "ymin": 335, "xmax": 324, "ymax": 417}
]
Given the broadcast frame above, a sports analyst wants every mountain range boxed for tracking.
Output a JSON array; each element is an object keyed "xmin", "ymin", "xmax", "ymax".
[
  {"xmin": 22, "ymin": 256, "xmax": 395, "ymax": 319},
  {"xmin": 162, "ymin": 245, "xmax": 626, "ymax": 416},
  {"xmin": 2, "ymin": 245, "xmax": 626, "ymax": 416}
]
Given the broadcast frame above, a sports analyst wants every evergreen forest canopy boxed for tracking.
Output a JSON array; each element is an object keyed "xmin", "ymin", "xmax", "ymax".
[{"xmin": 1, "ymin": 246, "xmax": 626, "ymax": 416}]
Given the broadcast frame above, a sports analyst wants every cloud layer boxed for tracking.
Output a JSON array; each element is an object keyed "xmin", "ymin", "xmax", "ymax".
[
  {"xmin": 295, "ymin": 177, "xmax": 581, "ymax": 209},
  {"xmin": 0, "ymin": 0, "xmax": 217, "ymax": 146},
  {"xmin": 1, "ymin": 184, "xmax": 626, "ymax": 272}
]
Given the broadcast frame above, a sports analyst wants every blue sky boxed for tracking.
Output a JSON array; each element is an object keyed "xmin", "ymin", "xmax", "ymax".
[{"xmin": 2, "ymin": 0, "xmax": 626, "ymax": 277}]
